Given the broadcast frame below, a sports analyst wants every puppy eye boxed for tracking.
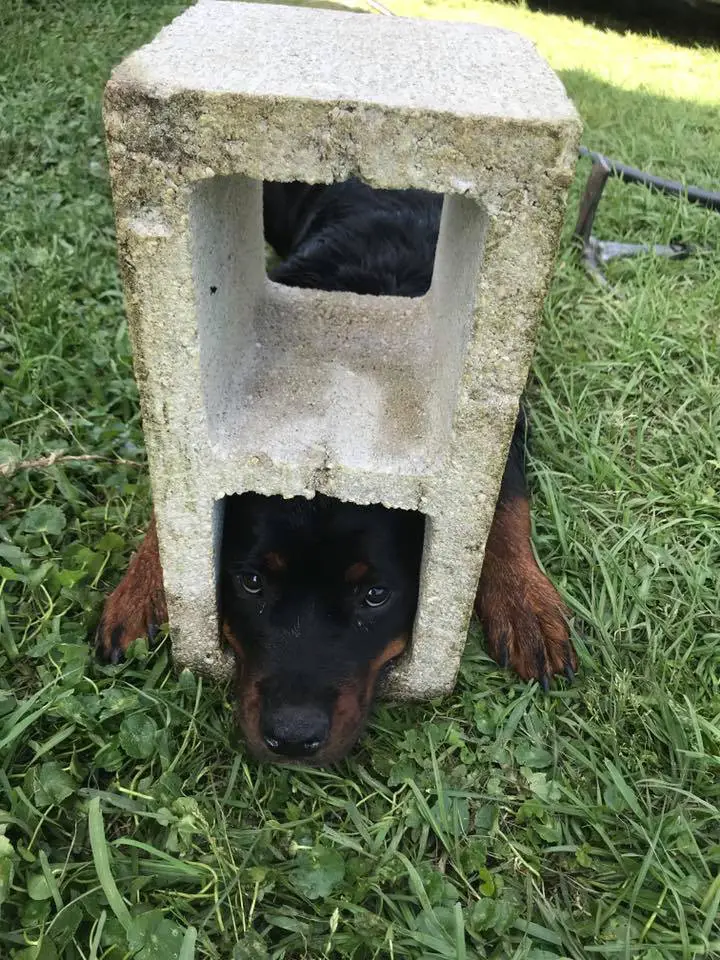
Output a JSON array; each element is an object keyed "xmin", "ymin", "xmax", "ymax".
[
  {"xmin": 240, "ymin": 572, "xmax": 263, "ymax": 595},
  {"xmin": 364, "ymin": 585, "xmax": 390, "ymax": 608}
]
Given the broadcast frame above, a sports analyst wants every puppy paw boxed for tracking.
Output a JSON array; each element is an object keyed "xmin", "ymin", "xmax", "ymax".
[
  {"xmin": 94, "ymin": 519, "xmax": 167, "ymax": 664},
  {"xmin": 477, "ymin": 565, "xmax": 576, "ymax": 690},
  {"xmin": 95, "ymin": 580, "xmax": 166, "ymax": 664}
]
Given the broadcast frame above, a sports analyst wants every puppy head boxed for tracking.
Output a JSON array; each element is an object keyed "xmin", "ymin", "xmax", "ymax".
[{"xmin": 220, "ymin": 493, "xmax": 424, "ymax": 765}]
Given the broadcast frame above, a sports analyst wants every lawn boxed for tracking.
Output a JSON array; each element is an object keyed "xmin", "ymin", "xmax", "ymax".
[{"xmin": 1, "ymin": 0, "xmax": 719, "ymax": 957}]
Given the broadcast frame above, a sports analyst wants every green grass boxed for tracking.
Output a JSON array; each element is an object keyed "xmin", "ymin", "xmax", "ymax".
[{"xmin": 1, "ymin": 0, "xmax": 719, "ymax": 956}]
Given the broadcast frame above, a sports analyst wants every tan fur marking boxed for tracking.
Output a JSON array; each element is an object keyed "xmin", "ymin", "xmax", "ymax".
[
  {"xmin": 96, "ymin": 515, "xmax": 167, "ymax": 659},
  {"xmin": 365, "ymin": 634, "xmax": 408, "ymax": 699},
  {"xmin": 345, "ymin": 561, "xmax": 369, "ymax": 583},
  {"xmin": 476, "ymin": 495, "xmax": 575, "ymax": 682},
  {"xmin": 221, "ymin": 619, "xmax": 244, "ymax": 659}
]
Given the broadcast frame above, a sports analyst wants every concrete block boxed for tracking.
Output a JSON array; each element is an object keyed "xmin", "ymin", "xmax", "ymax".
[{"xmin": 103, "ymin": 1, "xmax": 580, "ymax": 698}]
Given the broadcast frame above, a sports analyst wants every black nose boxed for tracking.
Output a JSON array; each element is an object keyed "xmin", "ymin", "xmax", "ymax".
[{"xmin": 262, "ymin": 705, "xmax": 330, "ymax": 759}]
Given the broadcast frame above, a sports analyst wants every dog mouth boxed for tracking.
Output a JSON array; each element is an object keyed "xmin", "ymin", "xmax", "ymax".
[{"xmin": 231, "ymin": 672, "xmax": 374, "ymax": 767}]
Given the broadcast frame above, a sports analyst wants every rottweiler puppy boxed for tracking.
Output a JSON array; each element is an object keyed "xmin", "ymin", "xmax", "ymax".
[{"xmin": 96, "ymin": 180, "xmax": 576, "ymax": 765}]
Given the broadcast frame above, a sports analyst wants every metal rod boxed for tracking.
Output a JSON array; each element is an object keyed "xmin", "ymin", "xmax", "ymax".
[
  {"xmin": 578, "ymin": 146, "xmax": 720, "ymax": 212},
  {"xmin": 574, "ymin": 161, "xmax": 611, "ymax": 243}
]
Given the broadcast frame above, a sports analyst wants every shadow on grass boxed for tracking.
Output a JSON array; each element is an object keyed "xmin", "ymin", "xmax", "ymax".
[{"xmin": 524, "ymin": 0, "xmax": 720, "ymax": 48}]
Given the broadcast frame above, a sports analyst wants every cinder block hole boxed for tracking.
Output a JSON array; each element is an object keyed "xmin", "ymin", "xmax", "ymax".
[
  {"xmin": 262, "ymin": 179, "xmax": 444, "ymax": 298},
  {"xmin": 217, "ymin": 491, "xmax": 426, "ymax": 658},
  {"xmin": 192, "ymin": 174, "xmax": 488, "ymax": 475}
]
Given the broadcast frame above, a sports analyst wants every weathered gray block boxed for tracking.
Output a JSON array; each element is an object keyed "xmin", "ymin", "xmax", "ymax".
[{"xmin": 104, "ymin": 0, "xmax": 580, "ymax": 698}]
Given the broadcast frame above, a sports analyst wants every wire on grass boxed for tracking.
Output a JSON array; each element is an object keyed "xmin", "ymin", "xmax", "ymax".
[{"xmin": 578, "ymin": 146, "xmax": 720, "ymax": 212}]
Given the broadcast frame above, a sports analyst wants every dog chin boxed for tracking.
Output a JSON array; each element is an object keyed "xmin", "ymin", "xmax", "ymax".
[{"xmin": 248, "ymin": 739, "xmax": 361, "ymax": 767}]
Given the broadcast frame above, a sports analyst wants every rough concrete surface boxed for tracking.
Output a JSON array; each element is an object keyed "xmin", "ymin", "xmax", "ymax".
[{"xmin": 104, "ymin": 0, "xmax": 580, "ymax": 698}]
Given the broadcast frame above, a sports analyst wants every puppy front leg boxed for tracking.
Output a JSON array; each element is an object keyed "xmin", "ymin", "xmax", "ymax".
[{"xmin": 95, "ymin": 515, "xmax": 167, "ymax": 664}]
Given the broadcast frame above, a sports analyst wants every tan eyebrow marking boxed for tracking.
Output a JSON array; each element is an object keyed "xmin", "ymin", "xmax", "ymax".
[
  {"xmin": 264, "ymin": 552, "xmax": 286, "ymax": 572},
  {"xmin": 345, "ymin": 561, "xmax": 369, "ymax": 584}
]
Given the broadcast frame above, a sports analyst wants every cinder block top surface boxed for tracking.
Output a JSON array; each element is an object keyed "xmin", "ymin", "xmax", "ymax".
[{"xmin": 111, "ymin": 0, "xmax": 574, "ymax": 122}]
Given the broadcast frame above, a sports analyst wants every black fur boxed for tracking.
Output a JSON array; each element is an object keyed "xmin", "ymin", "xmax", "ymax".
[{"xmin": 264, "ymin": 179, "xmax": 443, "ymax": 297}]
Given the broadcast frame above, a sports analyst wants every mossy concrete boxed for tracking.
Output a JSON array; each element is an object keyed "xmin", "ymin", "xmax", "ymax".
[{"xmin": 104, "ymin": 0, "xmax": 580, "ymax": 698}]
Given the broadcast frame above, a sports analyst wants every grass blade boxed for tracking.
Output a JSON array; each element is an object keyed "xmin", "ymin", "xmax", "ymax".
[
  {"xmin": 88, "ymin": 796, "xmax": 132, "ymax": 932},
  {"xmin": 179, "ymin": 925, "xmax": 197, "ymax": 960}
]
